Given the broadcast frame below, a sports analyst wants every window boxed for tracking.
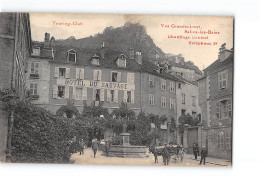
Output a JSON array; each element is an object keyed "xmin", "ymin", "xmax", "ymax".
[
  {"xmin": 161, "ymin": 79, "xmax": 166, "ymax": 90},
  {"xmin": 107, "ymin": 90, "xmax": 117, "ymax": 102},
  {"xmin": 31, "ymin": 62, "xmax": 39, "ymax": 74},
  {"xmin": 181, "ymin": 93, "xmax": 185, "ymax": 104},
  {"xmin": 170, "ymin": 98, "xmax": 174, "ymax": 109},
  {"xmin": 117, "ymin": 55, "xmax": 127, "ymax": 67},
  {"xmin": 149, "ymin": 94, "xmax": 154, "ymax": 105},
  {"xmin": 29, "ymin": 83, "xmax": 37, "ymax": 95},
  {"xmin": 161, "ymin": 96, "xmax": 167, "ymax": 108},
  {"xmin": 217, "ymin": 132, "xmax": 231, "ymax": 149},
  {"xmin": 127, "ymin": 91, "xmax": 131, "ymax": 103},
  {"xmin": 67, "ymin": 50, "xmax": 76, "ymax": 62},
  {"xmin": 95, "ymin": 89, "xmax": 100, "ymax": 101},
  {"xmin": 225, "ymin": 132, "xmax": 231, "ymax": 149},
  {"xmin": 181, "ymin": 109, "xmax": 186, "ymax": 115},
  {"xmin": 170, "ymin": 82, "xmax": 175, "ymax": 92},
  {"xmin": 58, "ymin": 86, "xmax": 65, "ymax": 98},
  {"xmin": 91, "ymin": 54, "xmax": 100, "ymax": 65},
  {"xmin": 124, "ymin": 90, "xmax": 134, "ymax": 103},
  {"xmin": 192, "ymin": 111, "xmax": 197, "ymax": 118},
  {"xmin": 76, "ymin": 87, "xmax": 83, "ymax": 100},
  {"xmin": 110, "ymin": 90, "xmax": 115, "ymax": 102},
  {"xmin": 149, "ymin": 75, "xmax": 154, "ymax": 87},
  {"xmin": 59, "ymin": 68, "xmax": 66, "ymax": 78},
  {"xmin": 111, "ymin": 72, "xmax": 119, "ymax": 82},
  {"xmin": 94, "ymin": 70, "xmax": 102, "ymax": 81},
  {"xmin": 192, "ymin": 96, "xmax": 196, "ymax": 106},
  {"xmin": 76, "ymin": 68, "xmax": 84, "ymax": 79},
  {"xmin": 216, "ymin": 99, "xmax": 232, "ymax": 118},
  {"xmin": 217, "ymin": 133, "xmax": 225, "ymax": 149},
  {"xmin": 218, "ymin": 70, "xmax": 228, "ymax": 89},
  {"xmin": 92, "ymin": 58, "xmax": 100, "ymax": 65},
  {"xmin": 32, "ymin": 47, "xmax": 40, "ymax": 56},
  {"xmin": 178, "ymin": 83, "xmax": 182, "ymax": 89}
]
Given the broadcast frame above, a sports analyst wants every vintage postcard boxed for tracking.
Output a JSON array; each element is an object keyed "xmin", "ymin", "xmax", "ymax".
[{"xmin": 0, "ymin": 13, "xmax": 233, "ymax": 167}]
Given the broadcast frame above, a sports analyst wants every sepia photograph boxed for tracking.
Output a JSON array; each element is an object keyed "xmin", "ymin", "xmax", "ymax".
[{"xmin": 0, "ymin": 12, "xmax": 233, "ymax": 167}]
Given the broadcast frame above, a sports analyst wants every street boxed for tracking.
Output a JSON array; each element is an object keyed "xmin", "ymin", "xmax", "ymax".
[{"xmin": 71, "ymin": 148, "xmax": 231, "ymax": 167}]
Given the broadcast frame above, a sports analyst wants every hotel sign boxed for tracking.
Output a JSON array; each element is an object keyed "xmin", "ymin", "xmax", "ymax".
[{"xmin": 57, "ymin": 79, "xmax": 135, "ymax": 90}]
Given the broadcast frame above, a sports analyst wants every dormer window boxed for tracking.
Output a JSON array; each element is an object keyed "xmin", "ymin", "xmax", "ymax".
[
  {"xmin": 91, "ymin": 54, "xmax": 100, "ymax": 65},
  {"xmin": 67, "ymin": 49, "xmax": 76, "ymax": 62},
  {"xmin": 117, "ymin": 54, "xmax": 126, "ymax": 67},
  {"xmin": 32, "ymin": 47, "xmax": 40, "ymax": 56}
]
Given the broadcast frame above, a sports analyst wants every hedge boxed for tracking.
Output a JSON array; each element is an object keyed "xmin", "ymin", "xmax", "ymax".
[{"xmin": 10, "ymin": 101, "xmax": 71, "ymax": 163}]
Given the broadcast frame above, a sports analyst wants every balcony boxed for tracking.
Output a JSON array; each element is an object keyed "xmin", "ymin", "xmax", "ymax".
[{"xmin": 29, "ymin": 73, "xmax": 39, "ymax": 79}]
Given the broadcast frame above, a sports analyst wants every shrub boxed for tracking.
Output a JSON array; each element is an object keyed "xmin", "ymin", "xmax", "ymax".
[{"xmin": 10, "ymin": 101, "xmax": 71, "ymax": 163}]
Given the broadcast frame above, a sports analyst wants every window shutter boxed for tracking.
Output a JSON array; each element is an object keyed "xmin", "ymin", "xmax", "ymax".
[
  {"xmin": 127, "ymin": 73, "xmax": 134, "ymax": 84},
  {"xmin": 93, "ymin": 70, "xmax": 97, "ymax": 80},
  {"xmin": 98, "ymin": 70, "xmax": 102, "ymax": 81},
  {"xmin": 35, "ymin": 63, "xmax": 39, "ymax": 74},
  {"xmin": 123, "ymin": 90, "xmax": 127, "ymax": 102},
  {"xmin": 66, "ymin": 68, "xmax": 70, "ymax": 78},
  {"xmin": 131, "ymin": 91, "xmax": 134, "ymax": 103},
  {"xmin": 107, "ymin": 90, "xmax": 111, "ymax": 102},
  {"xmin": 118, "ymin": 72, "xmax": 121, "ymax": 82},
  {"xmin": 218, "ymin": 73, "xmax": 222, "ymax": 89},
  {"xmin": 100, "ymin": 89, "xmax": 105, "ymax": 101},
  {"xmin": 53, "ymin": 85, "xmax": 58, "ymax": 98},
  {"xmin": 161, "ymin": 97, "xmax": 163, "ymax": 107},
  {"xmin": 76, "ymin": 68, "xmax": 80, "ymax": 79},
  {"xmin": 65, "ymin": 86, "xmax": 70, "ymax": 99},
  {"xmin": 93, "ymin": 88, "xmax": 96, "ymax": 101},
  {"xmin": 73, "ymin": 86, "xmax": 76, "ymax": 99},
  {"xmin": 81, "ymin": 87, "xmax": 87, "ymax": 100},
  {"xmin": 80, "ymin": 69, "xmax": 84, "ymax": 80},
  {"xmin": 114, "ymin": 90, "xmax": 118, "ymax": 102},
  {"xmin": 54, "ymin": 67, "xmax": 59, "ymax": 77},
  {"xmin": 216, "ymin": 102, "xmax": 220, "ymax": 118}
]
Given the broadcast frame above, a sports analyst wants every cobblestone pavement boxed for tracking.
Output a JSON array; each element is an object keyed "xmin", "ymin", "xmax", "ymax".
[{"xmin": 71, "ymin": 148, "xmax": 231, "ymax": 167}]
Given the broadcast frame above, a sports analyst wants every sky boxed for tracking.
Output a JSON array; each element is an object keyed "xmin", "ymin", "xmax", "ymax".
[{"xmin": 30, "ymin": 13, "xmax": 233, "ymax": 70}]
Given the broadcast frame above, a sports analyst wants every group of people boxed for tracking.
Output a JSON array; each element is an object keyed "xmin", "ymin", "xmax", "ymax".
[
  {"xmin": 193, "ymin": 143, "xmax": 208, "ymax": 165},
  {"xmin": 68, "ymin": 137, "xmax": 100, "ymax": 158},
  {"xmin": 150, "ymin": 143, "xmax": 184, "ymax": 165}
]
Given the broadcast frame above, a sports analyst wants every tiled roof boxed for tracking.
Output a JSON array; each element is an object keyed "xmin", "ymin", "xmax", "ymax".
[
  {"xmin": 203, "ymin": 53, "xmax": 234, "ymax": 75},
  {"xmin": 32, "ymin": 43, "xmax": 183, "ymax": 82}
]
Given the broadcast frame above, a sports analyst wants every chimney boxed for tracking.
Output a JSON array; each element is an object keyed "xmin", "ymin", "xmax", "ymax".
[
  {"xmin": 218, "ymin": 49, "xmax": 232, "ymax": 62},
  {"xmin": 135, "ymin": 50, "xmax": 142, "ymax": 65},
  {"xmin": 100, "ymin": 41, "xmax": 107, "ymax": 59},
  {"xmin": 44, "ymin": 32, "xmax": 50, "ymax": 44},
  {"xmin": 129, "ymin": 47, "xmax": 135, "ymax": 59}
]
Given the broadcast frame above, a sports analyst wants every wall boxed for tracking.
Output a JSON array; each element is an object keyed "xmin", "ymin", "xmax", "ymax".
[{"xmin": 0, "ymin": 13, "xmax": 31, "ymax": 161}]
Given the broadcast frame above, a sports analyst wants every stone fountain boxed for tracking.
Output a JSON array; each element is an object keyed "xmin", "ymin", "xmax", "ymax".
[{"xmin": 108, "ymin": 124, "xmax": 148, "ymax": 158}]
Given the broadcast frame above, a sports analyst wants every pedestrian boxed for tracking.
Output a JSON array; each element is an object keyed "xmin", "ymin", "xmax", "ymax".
[
  {"xmin": 178, "ymin": 145, "xmax": 184, "ymax": 162},
  {"xmin": 79, "ymin": 139, "xmax": 85, "ymax": 155},
  {"xmin": 91, "ymin": 138, "xmax": 99, "ymax": 158},
  {"xmin": 200, "ymin": 146, "xmax": 208, "ymax": 165},
  {"xmin": 162, "ymin": 143, "xmax": 169, "ymax": 165},
  {"xmin": 104, "ymin": 140, "xmax": 110, "ymax": 156},
  {"xmin": 193, "ymin": 143, "xmax": 199, "ymax": 160}
]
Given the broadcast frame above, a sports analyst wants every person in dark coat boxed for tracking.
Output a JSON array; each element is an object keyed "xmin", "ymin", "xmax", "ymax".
[
  {"xmin": 162, "ymin": 143, "xmax": 169, "ymax": 165},
  {"xmin": 91, "ymin": 138, "xmax": 99, "ymax": 158},
  {"xmin": 79, "ymin": 139, "xmax": 85, "ymax": 155},
  {"xmin": 193, "ymin": 143, "xmax": 199, "ymax": 160},
  {"xmin": 200, "ymin": 146, "xmax": 208, "ymax": 165}
]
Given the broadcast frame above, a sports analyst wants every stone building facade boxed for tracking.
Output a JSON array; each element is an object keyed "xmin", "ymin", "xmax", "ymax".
[
  {"xmin": 27, "ymin": 35, "xmax": 182, "ymax": 144},
  {"xmin": 198, "ymin": 48, "xmax": 233, "ymax": 160},
  {"xmin": 0, "ymin": 13, "xmax": 32, "ymax": 161}
]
